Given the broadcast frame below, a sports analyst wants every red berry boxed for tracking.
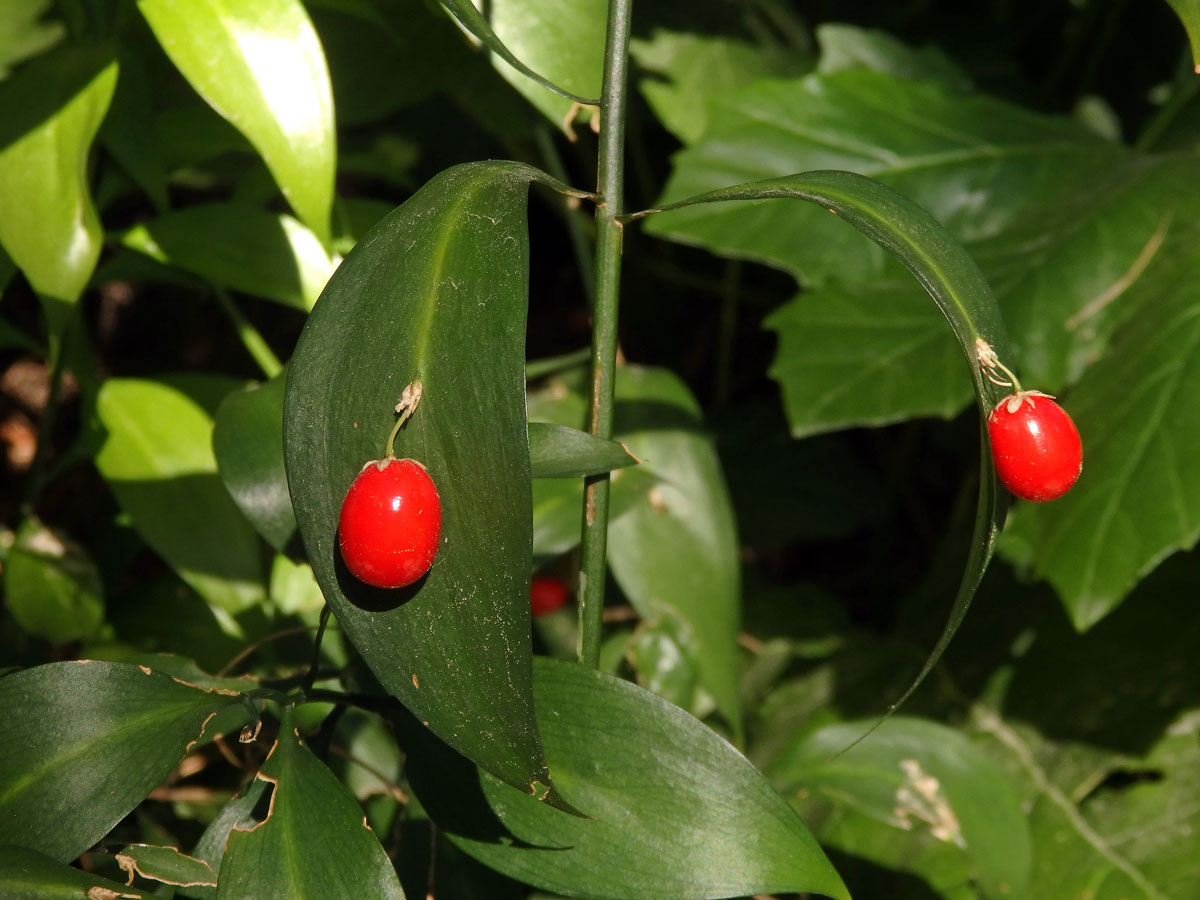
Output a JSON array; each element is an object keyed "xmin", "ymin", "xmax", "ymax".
[
  {"xmin": 987, "ymin": 392, "xmax": 1082, "ymax": 502},
  {"xmin": 530, "ymin": 574, "xmax": 569, "ymax": 617},
  {"xmin": 338, "ymin": 458, "xmax": 441, "ymax": 588}
]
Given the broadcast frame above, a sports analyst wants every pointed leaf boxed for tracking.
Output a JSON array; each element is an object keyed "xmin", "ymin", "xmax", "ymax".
[
  {"xmin": 116, "ymin": 844, "xmax": 217, "ymax": 888},
  {"xmin": 0, "ymin": 44, "xmax": 116, "ymax": 310},
  {"xmin": 438, "ymin": 0, "xmax": 599, "ymax": 107},
  {"xmin": 121, "ymin": 204, "xmax": 334, "ymax": 310},
  {"xmin": 284, "ymin": 161, "xmax": 575, "ymax": 803},
  {"xmin": 407, "ymin": 657, "xmax": 850, "ymax": 900},
  {"xmin": 96, "ymin": 375, "xmax": 266, "ymax": 619},
  {"xmin": 528, "ymin": 422, "xmax": 638, "ymax": 477},
  {"xmin": 213, "ymin": 372, "xmax": 297, "ymax": 553},
  {"xmin": 137, "ymin": 0, "xmax": 335, "ymax": 243},
  {"xmin": 0, "ymin": 846, "xmax": 154, "ymax": 899},
  {"xmin": 1166, "ymin": 0, "xmax": 1200, "ymax": 71},
  {"xmin": 0, "ymin": 660, "xmax": 242, "ymax": 861},
  {"xmin": 217, "ymin": 708, "xmax": 404, "ymax": 900},
  {"xmin": 770, "ymin": 717, "xmax": 1032, "ymax": 900},
  {"xmin": 642, "ymin": 168, "xmax": 1011, "ymax": 726}
]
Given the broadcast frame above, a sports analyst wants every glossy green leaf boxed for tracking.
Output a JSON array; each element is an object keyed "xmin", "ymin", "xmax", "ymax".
[
  {"xmin": 4, "ymin": 517, "xmax": 104, "ymax": 644},
  {"xmin": 643, "ymin": 170, "xmax": 1010, "ymax": 729},
  {"xmin": 407, "ymin": 657, "xmax": 850, "ymax": 900},
  {"xmin": 626, "ymin": 610, "xmax": 703, "ymax": 715},
  {"xmin": 438, "ymin": 0, "xmax": 600, "ymax": 110},
  {"xmin": 284, "ymin": 161, "xmax": 573, "ymax": 804},
  {"xmin": 0, "ymin": 43, "xmax": 116, "ymax": 310},
  {"xmin": 0, "ymin": 846, "xmax": 154, "ymax": 899},
  {"xmin": 213, "ymin": 372, "xmax": 296, "ymax": 553},
  {"xmin": 186, "ymin": 778, "xmax": 269, "ymax": 900},
  {"xmin": 96, "ymin": 375, "xmax": 266, "ymax": 622},
  {"xmin": 217, "ymin": 708, "xmax": 404, "ymax": 900},
  {"xmin": 1166, "ymin": 0, "xmax": 1200, "ymax": 71},
  {"xmin": 528, "ymin": 422, "xmax": 638, "ymax": 477},
  {"xmin": 117, "ymin": 844, "xmax": 217, "ymax": 888},
  {"xmin": 0, "ymin": 660, "xmax": 242, "ymax": 861},
  {"xmin": 1000, "ymin": 231, "xmax": 1200, "ymax": 629},
  {"xmin": 771, "ymin": 717, "xmax": 1032, "ymax": 899},
  {"xmin": 606, "ymin": 365, "xmax": 743, "ymax": 735},
  {"xmin": 138, "ymin": 0, "xmax": 335, "ymax": 243},
  {"xmin": 121, "ymin": 204, "xmax": 334, "ymax": 310}
]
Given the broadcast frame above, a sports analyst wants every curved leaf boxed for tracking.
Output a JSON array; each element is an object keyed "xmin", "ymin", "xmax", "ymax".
[
  {"xmin": 640, "ymin": 168, "xmax": 1011, "ymax": 729},
  {"xmin": 407, "ymin": 657, "xmax": 850, "ymax": 900},
  {"xmin": 121, "ymin": 204, "xmax": 334, "ymax": 310},
  {"xmin": 137, "ymin": 0, "xmax": 336, "ymax": 243},
  {"xmin": 528, "ymin": 422, "xmax": 638, "ymax": 477},
  {"xmin": 213, "ymin": 372, "xmax": 296, "ymax": 553},
  {"xmin": 116, "ymin": 844, "xmax": 217, "ymax": 888},
  {"xmin": 0, "ymin": 43, "xmax": 116, "ymax": 311},
  {"xmin": 217, "ymin": 708, "xmax": 404, "ymax": 900},
  {"xmin": 0, "ymin": 661, "xmax": 242, "ymax": 862},
  {"xmin": 284, "ymin": 161, "xmax": 576, "ymax": 805},
  {"xmin": 771, "ymin": 717, "xmax": 1033, "ymax": 900},
  {"xmin": 438, "ymin": 0, "xmax": 599, "ymax": 107},
  {"xmin": 0, "ymin": 846, "xmax": 154, "ymax": 900},
  {"xmin": 1166, "ymin": 0, "xmax": 1200, "ymax": 71},
  {"xmin": 96, "ymin": 375, "xmax": 266, "ymax": 621}
]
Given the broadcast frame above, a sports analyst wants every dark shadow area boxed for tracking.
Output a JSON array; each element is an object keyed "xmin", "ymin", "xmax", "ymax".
[
  {"xmin": 0, "ymin": 45, "xmax": 114, "ymax": 153},
  {"xmin": 823, "ymin": 848, "xmax": 950, "ymax": 900}
]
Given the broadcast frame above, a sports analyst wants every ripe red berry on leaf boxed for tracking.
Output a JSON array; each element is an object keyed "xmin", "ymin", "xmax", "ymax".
[
  {"xmin": 986, "ymin": 391, "xmax": 1082, "ymax": 502},
  {"xmin": 530, "ymin": 573, "xmax": 569, "ymax": 617},
  {"xmin": 338, "ymin": 457, "xmax": 441, "ymax": 588}
]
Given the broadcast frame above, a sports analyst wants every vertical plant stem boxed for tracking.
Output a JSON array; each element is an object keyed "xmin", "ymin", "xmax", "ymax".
[
  {"xmin": 578, "ymin": 0, "xmax": 633, "ymax": 668},
  {"xmin": 214, "ymin": 287, "xmax": 283, "ymax": 379}
]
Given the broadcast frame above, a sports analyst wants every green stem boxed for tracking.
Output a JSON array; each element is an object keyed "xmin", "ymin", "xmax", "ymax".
[
  {"xmin": 578, "ymin": 0, "xmax": 633, "ymax": 669},
  {"xmin": 214, "ymin": 287, "xmax": 283, "ymax": 380}
]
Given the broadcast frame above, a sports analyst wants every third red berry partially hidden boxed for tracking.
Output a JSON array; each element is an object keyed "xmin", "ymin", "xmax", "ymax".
[
  {"xmin": 987, "ymin": 391, "xmax": 1082, "ymax": 502},
  {"xmin": 530, "ymin": 574, "xmax": 569, "ymax": 617}
]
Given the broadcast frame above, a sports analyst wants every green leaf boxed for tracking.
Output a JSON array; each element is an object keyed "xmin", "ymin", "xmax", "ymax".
[
  {"xmin": 0, "ymin": 660, "xmax": 241, "ymax": 861},
  {"xmin": 0, "ymin": 1, "xmax": 65, "ymax": 79},
  {"xmin": 187, "ymin": 778, "xmax": 269, "ymax": 900},
  {"xmin": 642, "ymin": 169, "xmax": 1010, "ymax": 731},
  {"xmin": 137, "ymin": 0, "xmax": 336, "ymax": 244},
  {"xmin": 284, "ymin": 161, "xmax": 574, "ymax": 805},
  {"xmin": 121, "ymin": 204, "xmax": 334, "ymax": 310},
  {"xmin": 0, "ymin": 43, "xmax": 116, "ymax": 309},
  {"xmin": 96, "ymin": 375, "xmax": 266, "ymax": 622},
  {"xmin": 0, "ymin": 846, "xmax": 154, "ymax": 899},
  {"xmin": 217, "ymin": 708, "xmax": 404, "ymax": 900},
  {"xmin": 528, "ymin": 422, "xmax": 638, "ymax": 477},
  {"xmin": 771, "ymin": 717, "xmax": 1032, "ymax": 900},
  {"xmin": 116, "ymin": 844, "xmax": 217, "ymax": 888},
  {"xmin": 213, "ymin": 372, "xmax": 296, "ymax": 553},
  {"xmin": 606, "ymin": 365, "xmax": 744, "ymax": 735},
  {"xmin": 438, "ymin": 0, "xmax": 600, "ymax": 110},
  {"xmin": 3, "ymin": 516, "xmax": 104, "ymax": 644},
  {"xmin": 1000, "ymin": 234, "xmax": 1200, "ymax": 629},
  {"xmin": 814, "ymin": 22, "xmax": 971, "ymax": 89},
  {"xmin": 407, "ymin": 656, "xmax": 850, "ymax": 900},
  {"xmin": 1166, "ymin": 0, "xmax": 1200, "ymax": 71}
]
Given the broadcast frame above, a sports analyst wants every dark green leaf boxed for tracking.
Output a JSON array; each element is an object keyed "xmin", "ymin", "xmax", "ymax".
[
  {"xmin": 1166, "ymin": 0, "xmax": 1200, "ymax": 71},
  {"xmin": 642, "ymin": 170, "xmax": 1011, "ymax": 722},
  {"xmin": 213, "ymin": 372, "xmax": 296, "ymax": 553},
  {"xmin": 408, "ymin": 657, "xmax": 850, "ymax": 900},
  {"xmin": 771, "ymin": 717, "xmax": 1032, "ymax": 900},
  {"xmin": 0, "ymin": 845, "xmax": 153, "ymax": 899},
  {"xmin": 185, "ymin": 779, "xmax": 269, "ymax": 900},
  {"xmin": 0, "ymin": 43, "xmax": 116, "ymax": 309},
  {"xmin": 96, "ymin": 375, "xmax": 266, "ymax": 621},
  {"xmin": 0, "ymin": 1, "xmax": 65, "ymax": 78},
  {"xmin": 0, "ymin": 660, "xmax": 241, "ymax": 861},
  {"xmin": 101, "ymin": 45, "xmax": 169, "ymax": 211},
  {"xmin": 4, "ymin": 516, "xmax": 104, "ymax": 644},
  {"xmin": 528, "ymin": 422, "xmax": 638, "ymax": 477},
  {"xmin": 607, "ymin": 365, "xmax": 743, "ymax": 735},
  {"xmin": 217, "ymin": 708, "xmax": 404, "ymax": 900},
  {"xmin": 437, "ymin": 0, "xmax": 600, "ymax": 108},
  {"xmin": 284, "ymin": 161, "xmax": 573, "ymax": 804},
  {"xmin": 814, "ymin": 22, "xmax": 971, "ymax": 89},
  {"xmin": 121, "ymin": 204, "xmax": 334, "ymax": 310},
  {"xmin": 137, "ymin": 0, "xmax": 335, "ymax": 243},
  {"xmin": 117, "ymin": 844, "xmax": 217, "ymax": 888}
]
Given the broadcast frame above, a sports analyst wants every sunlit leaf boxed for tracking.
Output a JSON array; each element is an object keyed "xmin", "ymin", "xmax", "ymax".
[
  {"xmin": 1166, "ymin": 0, "xmax": 1200, "ymax": 71},
  {"xmin": 3, "ymin": 516, "xmax": 104, "ymax": 644}
]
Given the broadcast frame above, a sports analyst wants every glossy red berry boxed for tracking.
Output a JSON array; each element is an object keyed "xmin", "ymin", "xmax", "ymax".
[
  {"xmin": 530, "ymin": 574, "xmax": 569, "ymax": 617},
  {"xmin": 338, "ymin": 458, "xmax": 441, "ymax": 588},
  {"xmin": 987, "ymin": 391, "xmax": 1082, "ymax": 502}
]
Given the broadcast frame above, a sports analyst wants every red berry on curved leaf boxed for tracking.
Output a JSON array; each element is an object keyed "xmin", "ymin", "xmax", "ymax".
[
  {"xmin": 530, "ymin": 573, "xmax": 569, "ymax": 617},
  {"xmin": 987, "ymin": 392, "xmax": 1082, "ymax": 502},
  {"xmin": 338, "ymin": 457, "xmax": 441, "ymax": 588}
]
